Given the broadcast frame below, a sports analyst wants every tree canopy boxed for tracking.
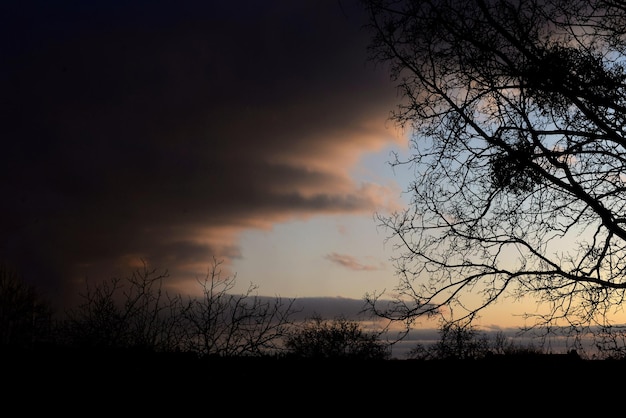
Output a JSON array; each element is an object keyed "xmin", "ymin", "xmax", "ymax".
[{"xmin": 360, "ymin": 0, "xmax": 626, "ymax": 332}]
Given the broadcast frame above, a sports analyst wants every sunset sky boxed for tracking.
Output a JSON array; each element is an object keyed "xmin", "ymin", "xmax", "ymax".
[{"xmin": 1, "ymin": 0, "xmax": 539, "ymax": 331}]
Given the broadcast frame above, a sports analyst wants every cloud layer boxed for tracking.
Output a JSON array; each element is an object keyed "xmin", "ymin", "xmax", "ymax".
[{"xmin": 1, "ymin": 0, "xmax": 403, "ymax": 307}]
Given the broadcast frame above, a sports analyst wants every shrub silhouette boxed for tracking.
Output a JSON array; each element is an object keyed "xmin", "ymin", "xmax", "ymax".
[{"xmin": 284, "ymin": 315, "xmax": 391, "ymax": 360}]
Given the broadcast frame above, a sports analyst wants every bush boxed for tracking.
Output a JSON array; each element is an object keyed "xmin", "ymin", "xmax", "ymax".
[{"xmin": 285, "ymin": 315, "xmax": 391, "ymax": 360}]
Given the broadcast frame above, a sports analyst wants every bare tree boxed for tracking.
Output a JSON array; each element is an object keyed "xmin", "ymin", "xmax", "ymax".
[
  {"xmin": 489, "ymin": 330, "xmax": 542, "ymax": 357},
  {"xmin": 181, "ymin": 258, "xmax": 298, "ymax": 357},
  {"xmin": 408, "ymin": 321, "xmax": 491, "ymax": 360},
  {"xmin": 0, "ymin": 263, "xmax": 52, "ymax": 351},
  {"xmin": 360, "ymin": 0, "xmax": 626, "ymax": 334},
  {"xmin": 284, "ymin": 315, "xmax": 391, "ymax": 360},
  {"xmin": 593, "ymin": 324, "xmax": 626, "ymax": 359},
  {"xmin": 60, "ymin": 258, "xmax": 298, "ymax": 359},
  {"xmin": 61, "ymin": 262, "xmax": 186, "ymax": 353}
]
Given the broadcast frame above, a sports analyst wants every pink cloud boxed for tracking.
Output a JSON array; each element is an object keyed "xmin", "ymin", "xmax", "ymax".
[{"xmin": 325, "ymin": 253, "xmax": 384, "ymax": 271}]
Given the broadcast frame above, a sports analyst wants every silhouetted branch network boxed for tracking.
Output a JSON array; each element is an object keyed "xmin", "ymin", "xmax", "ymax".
[{"xmin": 360, "ymin": 0, "xmax": 626, "ymax": 331}]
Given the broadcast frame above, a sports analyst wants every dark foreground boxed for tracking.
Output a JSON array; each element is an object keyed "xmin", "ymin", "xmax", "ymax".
[{"xmin": 4, "ymin": 350, "xmax": 622, "ymax": 413}]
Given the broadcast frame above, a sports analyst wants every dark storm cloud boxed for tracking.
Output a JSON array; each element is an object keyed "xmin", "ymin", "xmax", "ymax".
[{"xmin": 0, "ymin": 0, "xmax": 401, "ymax": 306}]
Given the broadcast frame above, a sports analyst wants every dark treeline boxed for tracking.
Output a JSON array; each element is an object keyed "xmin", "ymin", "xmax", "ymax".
[
  {"xmin": 4, "ymin": 259, "xmax": 626, "ymax": 370},
  {"xmin": 1, "ymin": 259, "xmax": 390, "ymax": 363}
]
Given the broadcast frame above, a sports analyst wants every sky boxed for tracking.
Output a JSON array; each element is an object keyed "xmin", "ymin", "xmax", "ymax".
[{"xmin": 0, "ymin": 0, "xmax": 538, "ymax": 333}]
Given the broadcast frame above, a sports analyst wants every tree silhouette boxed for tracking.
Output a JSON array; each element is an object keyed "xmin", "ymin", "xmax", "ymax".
[
  {"xmin": 60, "ymin": 261, "xmax": 186, "ymax": 353},
  {"xmin": 60, "ymin": 258, "xmax": 298, "ymax": 358},
  {"xmin": 360, "ymin": 0, "xmax": 626, "ymax": 333},
  {"xmin": 0, "ymin": 263, "xmax": 52, "ymax": 352},
  {"xmin": 592, "ymin": 324, "xmax": 626, "ymax": 359},
  {"xmin": 284, "ymin": 315, "xmax": 391, "ymax": 360},
  {"xmin": 180, "ymin": 258, "xmax": 299, "ymax": 357},
  {"xmin": 408, "ymin": 321, "xmax": 559, "ymax": 360},
  {"xmin": 409, "ymin": 322, "xmax": 491, "ymax": 360}
]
